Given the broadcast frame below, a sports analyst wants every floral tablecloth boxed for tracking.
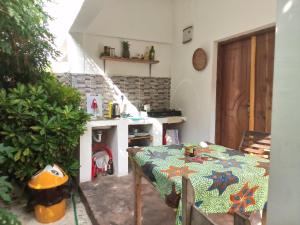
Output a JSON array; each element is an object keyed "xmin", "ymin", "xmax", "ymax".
[{"xmin": 131, "ymin": 144, "xmax": 269, "ymax": 225}]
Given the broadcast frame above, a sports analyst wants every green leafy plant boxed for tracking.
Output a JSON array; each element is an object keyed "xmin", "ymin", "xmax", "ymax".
[
  {"xmin": 0, "ymin": 176, "xmax": 12, "ymax": 203},
  {"xmin": 0, "ymin": 0, "xmax": 90, "ymax": 181},
  {"xmin": 0, "ymin": 75, "xmax": 89, "ymax": 181},
  {"xmin": 0, "ymin": 176, "xmax": 21, "ymax": 225},
  {"xmin": 122, "ymin": 41, "xmax": 130, "ymax": 58},
  {"xmin": 0, "ymin": 0, "xmax": 88, "ymax": 223},
  {"xmin": 0, "ymin": 209, "xmax": 21, "ymax": 225},
  {"xmin": 0, "ymin": 0, "xmax": 59, "ymax": 88}
]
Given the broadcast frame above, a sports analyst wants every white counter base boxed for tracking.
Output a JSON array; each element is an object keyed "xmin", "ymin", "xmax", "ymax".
[{"xmin": 79, "ymin": 116, "xmax": 185, "ymax": 183}]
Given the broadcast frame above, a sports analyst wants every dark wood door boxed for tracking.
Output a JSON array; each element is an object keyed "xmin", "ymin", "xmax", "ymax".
[
  {"xmin": 216, "ymin": 28, "xmax": 275, "ymax": 149},
  {"xmin": 254, "ymin": 31, "xmax": 275, "ymax": 132},
  {"xmin": 216, "ymin": 38, "xmax": 251, "ymax": 149}
]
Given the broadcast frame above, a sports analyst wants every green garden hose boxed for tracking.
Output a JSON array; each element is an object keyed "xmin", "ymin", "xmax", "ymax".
[{"xmin": 71, "ymin": 193, "xmax": 79, "ymax": 225}]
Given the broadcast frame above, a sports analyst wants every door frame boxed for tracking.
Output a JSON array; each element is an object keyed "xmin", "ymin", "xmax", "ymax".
[{"xmin": 215, "ymin": 27, "xmax": 275, "ymax": 145}]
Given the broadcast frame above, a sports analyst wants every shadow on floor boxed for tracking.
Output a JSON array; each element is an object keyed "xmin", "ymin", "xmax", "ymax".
[
  {"xmin": 80, "ymin": 173, "xmax": 267, "ymax": 225},
  {"xmin": 80, "ymin": 173, "xmax": 176, "ymax": 225}
]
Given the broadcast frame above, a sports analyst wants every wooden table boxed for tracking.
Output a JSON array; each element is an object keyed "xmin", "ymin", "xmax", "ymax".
[{"xmin": 128, "ymin": 144, "xmax": 269, "ymax": 225}]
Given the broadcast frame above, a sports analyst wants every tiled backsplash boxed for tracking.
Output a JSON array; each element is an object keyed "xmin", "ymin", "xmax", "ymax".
[{"xmin": 56, "ymin": 73, "xmax": 170, "ymax": 114}]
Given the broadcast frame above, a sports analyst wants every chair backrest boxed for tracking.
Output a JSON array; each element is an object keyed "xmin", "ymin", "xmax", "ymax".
[
  {"xmin": 234, "ymin": 211, "xmax": 263, "ymax": 225},
  {"xmin": 234, "ymin": 212, "xmax": 251, "ymax": 225},
  {"xmin": 191, "ymin": 207, "xmax": 257, "ymax": 225},
  {"xmin": 183, "ymin": 176, "xmax": 264, "ymax": 225},
  {"xmin": 190, "ymin": 206, "xmax": 218, "ymax": 225},
  {"xmin": 239, "ymin": 131, "xmax": 271, "ymax": 159}
]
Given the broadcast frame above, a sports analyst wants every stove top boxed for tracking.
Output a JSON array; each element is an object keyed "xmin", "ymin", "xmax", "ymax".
[{"xmin": 147, "ymin": 109, "xmax": 182, "ymax": 118}]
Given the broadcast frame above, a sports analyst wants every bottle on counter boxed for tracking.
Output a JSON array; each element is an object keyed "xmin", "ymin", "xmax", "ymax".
[
  {"xmin": 107, "ymin": 101, "xmax": 113, "ymax": 119},
  {"xmin": 144, "ymin": 47, "xmax": 150, "ymax": 60},
  {"xmin": 149, "ymin": 46, "xmax": 155, "ymax": 61},
  {"xmin": 107, "ymin": 159, "xmax": 114, "ymax": 175},
  {"xmin": 120, "ymin": 95, "xmax": 127, "ymax": 117}
]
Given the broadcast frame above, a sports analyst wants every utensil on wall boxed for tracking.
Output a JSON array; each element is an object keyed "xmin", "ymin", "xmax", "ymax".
[{"xmin": 93, "ymin": 130, "xmax": 102, "ymax": 143}]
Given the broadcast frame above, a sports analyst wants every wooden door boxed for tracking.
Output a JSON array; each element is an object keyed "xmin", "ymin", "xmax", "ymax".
[
  {"xmin": 216, "ymin": 38, "xmax": 251, "ymax": 149},
  {"xmin": 254, "ymin": 31, "xmax": 275, "ymax": 132},
  {"xmin": 216, "ymin": 28, "xmax": 275, "ymax": 149}
]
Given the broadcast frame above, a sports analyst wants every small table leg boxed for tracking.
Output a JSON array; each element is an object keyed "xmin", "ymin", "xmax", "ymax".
[{"xmin": 182, "ymin": 176, "xmax": 195, "ymax": 225}]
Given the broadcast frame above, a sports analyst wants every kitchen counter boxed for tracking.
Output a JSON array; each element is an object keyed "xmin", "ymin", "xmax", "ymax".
[
  {"xmin": 79, "ymin": 116, "xmax": 186, "ymax": 183},
  {"xmin": 88, "ymin": 116, "xmax": 185, "ymax": 125}
]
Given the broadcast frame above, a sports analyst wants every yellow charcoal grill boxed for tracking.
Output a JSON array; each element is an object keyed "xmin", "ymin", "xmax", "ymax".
[{"xmin": 27, "ymin": 164, "xmax": 70, "ymax": 223}]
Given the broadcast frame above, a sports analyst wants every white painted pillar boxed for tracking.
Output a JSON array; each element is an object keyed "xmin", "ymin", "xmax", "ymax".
[
  {"xmin": 267, "ymin": 1, "xmax": 300, "ymax": 224},
  {"xmin": 79, "ymin": 123, "xmax": 92, "ymax": 183},
  {"xmin": 152, "ymin": 119, "xmax": 163, "ymax": 146},
  {"xmin": 114, "ymin": 119, "xmax": 129, "ymax": 176}
]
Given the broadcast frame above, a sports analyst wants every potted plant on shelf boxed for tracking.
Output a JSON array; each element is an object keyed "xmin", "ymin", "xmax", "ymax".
[{"xmin": 122, "ymin": 41, "xmax": 130, "ymax": 58}]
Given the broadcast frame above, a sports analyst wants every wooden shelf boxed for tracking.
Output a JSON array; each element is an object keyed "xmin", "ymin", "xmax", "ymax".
[
  {"xmin": 100, "ymin": 56, "xmax": 159, "ymax": 64},
  {"xmin": 100, "ymin": 56, "xmax": 159, "ymax": 76},
  {"xmin": 128, "ymin": 135, "xmax": 153, "ymax": 143}
]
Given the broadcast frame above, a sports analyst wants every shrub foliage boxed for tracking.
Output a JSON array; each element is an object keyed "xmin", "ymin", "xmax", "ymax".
[
  {"xmin": 0, "ymin": 0, "xmax": 58, "ymax": 88},
  {"xmin": 0, "ymin": 76, "xmax": 89, "ymax": 181},
  {"xmin": 0, "ymin": 0, "xmax": 90, "ymax": 223},
  {"xmin": 0, "ymin": 175, "xmax": 21, "ymax": 224}
]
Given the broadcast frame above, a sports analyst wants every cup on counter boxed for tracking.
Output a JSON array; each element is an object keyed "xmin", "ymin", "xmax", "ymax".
[
  {"xmin": 184, "ymin": 146, "xmax": 194, "ymax": 157},
  {"xmin": 110, "ymin": 48, "xmax": 115, "ymax": 57}
]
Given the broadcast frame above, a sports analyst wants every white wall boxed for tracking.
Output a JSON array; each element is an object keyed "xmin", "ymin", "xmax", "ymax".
[
  {"xmin": 45, "ymin": 0, "xmax": 85, "ymax": 72},
  {"xmin": 77, "ymin": 33, "xmax": 172, "ymax": 77},
  {"xmin": 50, "ymin": 0, "xmax": 173, "ymax": 77},
  {"xmin": 83, "ymin": 0, "xmax": 173, "ymax": 44},
  {"xmin": 171, "ymin": 0, "xmax": 277, "ymax": 143},
  {"xmin": 267, "ymin": 0, "xmax": 300, "ymax": 224}
]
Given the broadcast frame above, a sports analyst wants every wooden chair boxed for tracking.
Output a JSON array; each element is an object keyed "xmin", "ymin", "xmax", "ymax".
[
  {"xmin": 234, "ymin": 211, "xmax": 263, "ymax": 225},
  {"xmin": 191, "ymin": 207, "xmax": 260, "ymax": 225},
  {"xmin": 239, "ymin": 131, "xmax": 271, "ymax": 159},
  {"xmin": 182, "ymin": 176, "xmax": 260, "ymax": 225},
  {"xmin": 190, "ymin": 207, "xmax": 218, "ymax": 225}
]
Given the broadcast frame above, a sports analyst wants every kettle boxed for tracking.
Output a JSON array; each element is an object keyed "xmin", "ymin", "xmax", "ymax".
[{"xmin": 112, "ymin": 103, "xmax": 120, "ymax": 118}]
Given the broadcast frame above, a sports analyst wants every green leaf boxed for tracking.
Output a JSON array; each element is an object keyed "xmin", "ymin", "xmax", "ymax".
[
  {"xmin": 0, "ymin": 156, "xmax": 5, "ymax": 164},
  {"xmin": 0, "ymin": 208, "xmax": 21, "ymax": 225},
  {"xmin": 10, "ymin": 99, "xmax": 21, "ymax": 105},
  {"xmin": 30, "ymin": 126, "xmax": 42, "ymax": 131},
  {"xmin": 0, "ymin": 191, "xmax": 11, "ymax": 202},
  {"xmin": 0, "ymin": 176, "xmax": 12, "ymax": 203},
  {"xmin": 14, "ymin": 151, "xmax": 21, "ymax": 161},
  {"xmin": 40, "ymin": 128, "xmax": 46, "ymax": 135},
  {"xmin": 23, "ymin": 148, "xmax": 30, "ymax": 156},
  {"xmin": 0, "ymin": 144, "xmax": 16, "ymax": 161}
]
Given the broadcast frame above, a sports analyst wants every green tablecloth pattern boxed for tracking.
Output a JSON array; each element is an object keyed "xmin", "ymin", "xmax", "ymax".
[{"xmin": 132, "ymin": 144, "xmax": 269, "ymax": 225}]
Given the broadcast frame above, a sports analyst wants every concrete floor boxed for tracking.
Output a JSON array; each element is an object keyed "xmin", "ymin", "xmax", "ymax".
[
  {"xmin": 5, "ymin": 195, "xmax": 92, "ymax": 225},
  {"xmin": 80, "ymin": 173, "xmax": 176, "ymax": 225},
  {"xmin": 80, "ymin": 173, "xmax": 236, "ymax": 225},
  {"xmin": 2, "ymin": 174, "xmax": 264, "ymax": 225}
]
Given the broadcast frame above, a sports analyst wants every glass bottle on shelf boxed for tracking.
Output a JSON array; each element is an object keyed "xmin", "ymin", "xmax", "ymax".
[
  {"xmin": 149, "ymin": 46, "xmax": 155, "ymax": 61},
  {"xmin": 144, "ymin": 47, "xmax": 150, "ymax": 60}
]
